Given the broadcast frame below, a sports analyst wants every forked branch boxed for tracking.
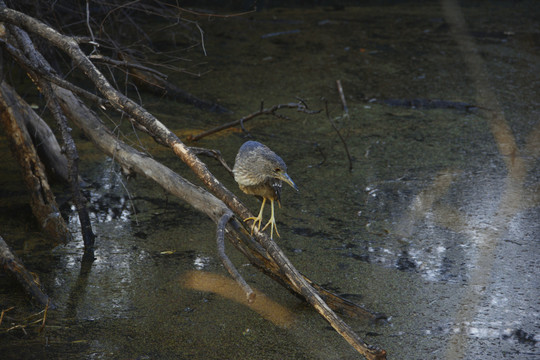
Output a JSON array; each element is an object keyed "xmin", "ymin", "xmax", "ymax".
[
  {"xmin": 187, "ymin": 100, "xmax": 321, "ymax": 142},
  {"xmin": 0, "ymin": 6, "xmax": 386, "ymax": 359}
]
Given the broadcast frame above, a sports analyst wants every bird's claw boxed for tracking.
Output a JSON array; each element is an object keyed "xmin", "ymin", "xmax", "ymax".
[
  {"xmin": 261, "ymin": 218, "xmax": 280, "ymax": 239},
  {"xmin": 244, "ymin": 216, "xmax": 263, "ymax": 234}
]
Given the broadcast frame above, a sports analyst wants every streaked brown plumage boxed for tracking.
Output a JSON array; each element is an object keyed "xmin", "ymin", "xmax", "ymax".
[{"xmin": 233, "ymin": 141, "xmax": 298, "ymax": 238}]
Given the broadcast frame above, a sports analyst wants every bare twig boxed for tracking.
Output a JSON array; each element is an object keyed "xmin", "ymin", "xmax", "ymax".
[
  {"xmin": 0, "ymin": 8, "xmax": 386, "ymax": 358},
  {"xmin": 0, "ymin": 306, "xmax": 14, "ymax": 327},
  {"xmin": 187, "ymin": 101, "xmax": 321, "ymax": 142},
  {"xmin": 336, "ymin": 80, "xmax": 349, "ymax": 115},
  {"xmin": 325, "ymin": 100, "xmax": 353, "ymax": 171},
  {"xmin": 174, "ymin": 6, "xmax": 256, "ymax": 19},
  {"xmin": 0, "ymin": 38, "xmax": 108, "ymax": 107},
  {"xmin": 90, "ymin": 54, "xmax": 168, "ymax": 79},
  {"xmin": 38, "ymin": 300, "xmax": 49, "ymax": 333},
  {"xmin": 85, "ymin": 0, "xmax": 98, "ymax": 54},
  {"xmin": 190, "ymin": 146, "xmax": 234, "ymax": 175}
]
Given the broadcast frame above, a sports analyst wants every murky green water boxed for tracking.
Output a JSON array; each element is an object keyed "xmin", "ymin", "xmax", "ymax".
[{"xmin": 1, "ymin": 2, "xmax": 539, "ymax": 359}]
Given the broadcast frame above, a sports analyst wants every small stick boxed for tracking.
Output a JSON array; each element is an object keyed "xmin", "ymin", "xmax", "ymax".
[
  {"xmin": 187, "ymin": 101, "xmax": 321, "ymax": 142},
  {"xmin": 325, "ymin": 100, "xmax": 353, "ymax": 171},
  {"xmin": 90, "ymin": 54, "xmax": 169, "ymax": 79},
  {"xmin": 216, "ymin": 211, "xmax": 255, "ymax": 303},
  {"xmin": 336, "ymin": 80, "xmax": 349, "ymax": 115},
  {"xmin": 0, "ymin": 306, "xmax": 15, "ymax": 327},
  {"xmin": 38, "ymin": 300, "xmax": 49, "ymax": 333},
  {"xmin": 190, "ymin": 147, "xmax": 234, "ymax": 176}
]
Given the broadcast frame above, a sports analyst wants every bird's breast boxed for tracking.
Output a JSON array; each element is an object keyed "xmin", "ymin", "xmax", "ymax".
[{"xmin": 239, "ymin": 178, "xmax": 282, "ymax": 201}]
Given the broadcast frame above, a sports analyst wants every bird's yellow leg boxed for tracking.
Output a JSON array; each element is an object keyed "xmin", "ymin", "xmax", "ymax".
[
  {"xmin": 261, "ymin": 199, "xmax": 280, "ymax": 238},
  {"xmin": 244, "ymin": 198, "xmax": 266, "ymax": 234}
]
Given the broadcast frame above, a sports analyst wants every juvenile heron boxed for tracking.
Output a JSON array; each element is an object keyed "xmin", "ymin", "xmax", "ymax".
[{"xmin": 233, "ymin": 141, "xmax": 298, "ymax": 238}]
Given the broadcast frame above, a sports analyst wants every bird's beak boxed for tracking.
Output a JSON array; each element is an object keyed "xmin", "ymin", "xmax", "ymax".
[{"xmin": 280, "ymin": 172, "xmax": 299, "ymax": 191}]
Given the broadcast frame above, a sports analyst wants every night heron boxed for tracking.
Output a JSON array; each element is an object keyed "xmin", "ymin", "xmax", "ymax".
[{"xmin": 233, "ymin": 141, "xmax": 298, "ymax": 238}]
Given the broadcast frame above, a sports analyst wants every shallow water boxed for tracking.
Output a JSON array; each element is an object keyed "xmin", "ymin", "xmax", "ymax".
[{"xmin": 1, "ymin": 2, "xmax": 539, "ymax": 359}]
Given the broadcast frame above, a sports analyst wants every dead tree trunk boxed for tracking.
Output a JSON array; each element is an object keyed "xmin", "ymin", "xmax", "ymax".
[
  {"xmin": 0, "ymin": 81, "xmax": 72, "ymax": 243},
  {"xmin": 3, "ymin": 17, "xmax": 95, "ymax": 251}
]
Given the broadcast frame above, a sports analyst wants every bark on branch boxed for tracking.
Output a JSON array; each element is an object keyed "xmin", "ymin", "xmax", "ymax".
[
  {"xmin": 0, "ymin": 81, "xmax": 72, "ymax": 243},
  {"xmin": 0, "ymin": 6, "xmax": 386, "ymax": 359},
  {"xmin": 3, "ymin": 19, "xmax": 95, "ymax": 251},
  {"xmin": 0, "ymin": 234, "xmax": 54, "ymax": 308}
]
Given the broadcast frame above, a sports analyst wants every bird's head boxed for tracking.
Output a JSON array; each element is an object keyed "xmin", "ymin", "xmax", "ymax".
[{"xmin": 268, "ymin": 163, "xmax": 299, "ymax": 191}]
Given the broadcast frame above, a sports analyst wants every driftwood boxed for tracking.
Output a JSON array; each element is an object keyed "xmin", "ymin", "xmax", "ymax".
[
  {"xmin": 0, "ymin": 82, "xmax": 72, "ymax": 243},
  {"xmin": 0, "ymin": 5, "xmax": 386, "ymax": 359},
  {"xmin": 53, "ymin": 83, "xmax": 383, "ymax": 321},
  {"xmin": 3, "ymin": 21, "xmax": 95, "ymax": 251},
  {"xmin": 0, "ymin": 235, "xmax": 54, "ymax": 308},
  {"xmin": 0, "ymin": 83, "xmax": 70, "ymax": 184}
]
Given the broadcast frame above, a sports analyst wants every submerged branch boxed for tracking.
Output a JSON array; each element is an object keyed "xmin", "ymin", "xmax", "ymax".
[{"xmin": 117, "ymin": 52, "xmax": 231, "ymax": 114}]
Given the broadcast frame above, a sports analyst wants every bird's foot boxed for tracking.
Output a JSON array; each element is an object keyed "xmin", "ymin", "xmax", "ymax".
[
  {"xmin": 261, "ymin": 216, "xmax": 280, "ymax": 239},
  {"xmin": 244, "ymin": 215, "xmax": 263, "ymax": 235},
  {"xmin": 244, "ymin": 198, "xmax": 266, "ymax": 235}
]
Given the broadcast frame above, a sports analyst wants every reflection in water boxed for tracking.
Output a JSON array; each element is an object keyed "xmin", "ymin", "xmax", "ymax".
[
  {"xmin": 57, "ymin": 159, "xmax": 138, "ymax": 321},
  {"xmin": 440, "ymin": 1, "xmax": 538, "ymax": 358},
  {"xmin": 67, "ymin": 159, "xmax": 133, "ymax": 227},
  {"xmin": 193, "ymin": 255, "xmax": 211, "ymax": 270},
  {"xmin": 180, "ymin": 271, "xmax": 295, "ymax": 328},
  {"xmin": 1, "ymin": 3, "xmax": 537, "ymax": 359}
]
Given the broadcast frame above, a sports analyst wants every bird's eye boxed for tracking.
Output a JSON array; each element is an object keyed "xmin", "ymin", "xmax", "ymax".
[{"xmin": 274, "ymin": 168, "xmax": 281, "ymax": 173}]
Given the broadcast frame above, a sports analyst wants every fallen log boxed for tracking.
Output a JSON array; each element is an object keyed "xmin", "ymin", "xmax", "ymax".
[
  {"xmin": 0, "ymin": 6, "xmax": 386, "ymax": 359},
  {"xmin": 0, "ymin": 81, "xmax": 72, "ymax": 243},
  {"xmin": 4, "ymin": 22, "xmax": 95, "ymax": 251},
  {"xmin": 54, "ymin": 84, "xmax": 385, "ymax": 358},
  {"xmin": 3, "ymin": 83, "xmax": 70, "ymax": 183}
]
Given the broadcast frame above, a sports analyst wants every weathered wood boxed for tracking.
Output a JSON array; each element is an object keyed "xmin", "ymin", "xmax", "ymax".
[
  {"xmin": 0, "ymin": 81, "xmax": 70, "ymax": 183},
  {"xmin": 54, "ymin": 83, "xmax": 381, "ymax": 322},
  {"xmin": 0, "ymin": 7, "xmax": 386, "ymax": 358},
  {"xmin": 0, "ymin": 81, "xmax": 72, "ymax": 243},
  {"xmin": 5, "ymin": 23, "xmax": 95, "ymax": 251},
  {"xmin": 0, "ymin": 234, "xmax": 55, "ymax": 308}
]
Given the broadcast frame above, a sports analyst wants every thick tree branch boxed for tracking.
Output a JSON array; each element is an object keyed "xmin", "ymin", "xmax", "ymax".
[
  {"xmin": 0, "ymin": 7, "xmax": 386, "ymax": 358},
  {"xmin": 0, "ymin": 81, "xmax": 72, "ymax": 243},
  {"xmin": 3, "ymin": 21, "xmax": 95, "ymax": 251}
]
